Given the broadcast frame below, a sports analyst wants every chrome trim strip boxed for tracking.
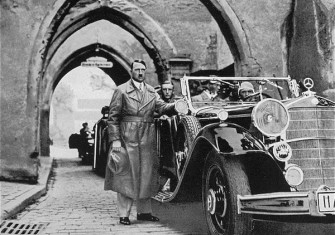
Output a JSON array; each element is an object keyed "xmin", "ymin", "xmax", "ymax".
[
  {"xmin": 267, "ymin": 137, "xmax": 335, "ymax": 148},
  {"xmin": 315, "ymin": 95, "xmax": 335, "ymax": 105},
  {"xmin": 237, "ymin": 192, "xmax": 313, "ymax": 216},
  {"xmin": 285, "ymin": 137, "xmax": 335, "ymax": 143},
  {"xmin": 285, "ymin": 96, "xmax": 314, "ymax": 108},
  {"xmin": 183, "ymin": 76, "xmax": 290, "ymax": 81},
  {"xmin": 237, "ymin": 190, "xmax": 335, "ymax": 216},
  {"xmin": 228, "ymin": 114, "xmax": 251, "ymax": 118},
  {"xmin": 239, "ymin": 192, "xmax": 309, "ymax": 200}
]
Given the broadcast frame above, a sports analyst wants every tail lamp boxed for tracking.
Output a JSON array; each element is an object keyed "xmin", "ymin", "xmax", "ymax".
[{"xmin": 251, "ymin": 99, "xmax": 289, "ymax": 137}]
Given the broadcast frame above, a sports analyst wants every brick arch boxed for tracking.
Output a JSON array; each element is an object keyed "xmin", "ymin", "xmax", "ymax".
[{"xmin": 27, "ymin": 0, "xmax": 176, "ymax": 155}]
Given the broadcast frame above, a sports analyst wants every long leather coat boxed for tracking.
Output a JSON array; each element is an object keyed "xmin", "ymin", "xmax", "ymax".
[{"xmin": 104, "ymin": 80, "xmax": 175, "ymax": 199}]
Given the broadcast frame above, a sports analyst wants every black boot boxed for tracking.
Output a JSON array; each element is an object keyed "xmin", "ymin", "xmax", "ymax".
[{"xmin": 119, "ymin": 217, "xmax": 131, "ymax": 225}]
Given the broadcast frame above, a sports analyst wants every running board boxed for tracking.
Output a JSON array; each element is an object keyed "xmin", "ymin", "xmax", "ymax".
[{"xmin": 152, "ymin": 191, "xmax": 175, "ymax": 202}]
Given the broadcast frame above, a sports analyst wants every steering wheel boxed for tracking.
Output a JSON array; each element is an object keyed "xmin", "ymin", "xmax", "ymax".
[{"xmin": 242, "ymin": 92, "xmax": 272, "ymax": 102}]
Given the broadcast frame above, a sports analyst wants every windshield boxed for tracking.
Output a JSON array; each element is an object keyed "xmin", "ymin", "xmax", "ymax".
[{"xmin": 185, "ymin": 77, "xmax": 292, "ymax": 109}]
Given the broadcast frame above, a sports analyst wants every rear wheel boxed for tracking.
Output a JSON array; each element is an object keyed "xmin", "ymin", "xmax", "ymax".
[
  {"xmin": 202, "ymin": 153, "xmax": 252, "ymax": 235},
  {"xmin": 175, "ymin": 116, "xmax": 201, "ymax": 180}
]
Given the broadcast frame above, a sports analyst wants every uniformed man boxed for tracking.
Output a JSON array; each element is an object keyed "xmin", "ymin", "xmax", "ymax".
[{"xmin": 160, "ymin": 80, "xmax": 180, "ymax": 103}]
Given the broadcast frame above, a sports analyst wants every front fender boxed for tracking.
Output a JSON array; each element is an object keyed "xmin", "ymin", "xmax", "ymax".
[
  {"xmin": 196, "ymin": 122, "xmax": 266, "ymax": 154},
  {"xmin": 178, "ymin": 123, "xmax": 290, "ymax": 200}
]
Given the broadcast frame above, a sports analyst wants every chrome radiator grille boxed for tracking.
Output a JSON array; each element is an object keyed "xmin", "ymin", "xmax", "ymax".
[{"xmin": 286, "ymin": 107, "xmax": 335, "ymax": 191}]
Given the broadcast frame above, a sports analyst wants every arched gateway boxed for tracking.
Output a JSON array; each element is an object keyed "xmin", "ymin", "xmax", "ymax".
[
  {"xmin": 2, "ymin": 0, "xmax": 257, "ymax": 181},
  {"xmin": 29, "ymin": 0, "xmax": 250, "ymax": 160},
  {"xmin": 29, "ymin": 0, "xmax": 179, "ymax": 156}
]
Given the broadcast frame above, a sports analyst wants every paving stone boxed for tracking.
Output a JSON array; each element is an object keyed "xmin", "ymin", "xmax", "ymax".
[
  {"xmin": 5, "ymin": 155, "xmax": 206, "ymax": 235},
  {"xmin": 2, "ymin": 148, "xmax": 334, "ymax": 234}
]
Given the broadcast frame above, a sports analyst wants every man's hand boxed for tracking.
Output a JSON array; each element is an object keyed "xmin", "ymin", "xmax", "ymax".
[{"xmin": 112, "ymin": 140, "xmax": 121, "ymax": 152}]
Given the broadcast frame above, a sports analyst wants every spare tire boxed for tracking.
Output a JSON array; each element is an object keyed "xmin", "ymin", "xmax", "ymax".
[{"xmin": 174, "ymin": 116, "xmax": 201, "ymax": 180}]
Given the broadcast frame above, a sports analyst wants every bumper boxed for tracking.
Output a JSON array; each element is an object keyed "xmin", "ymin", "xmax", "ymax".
[{"xmin": 237, "ymin": 189, "xmax": 335, "ymax": 217}]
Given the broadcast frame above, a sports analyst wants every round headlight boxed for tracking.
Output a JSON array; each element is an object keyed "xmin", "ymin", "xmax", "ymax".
[
  {"xmin": 174, "ymin": 99, "xmax": 189, "ymax": 115},
  {"xmin": 271, "ymin": 142, "xmax": 292, "ymax": 162},
  {"xmin": 285, "ymin": 164, "xmax": 304, "ymax": 187},
  {"xmin": 251, "ymin": 99, "xmax": 289, "ymax": 137},
  {"xmin": 218, "ymin": 110, "xmax": 228, "ymax": 121}
]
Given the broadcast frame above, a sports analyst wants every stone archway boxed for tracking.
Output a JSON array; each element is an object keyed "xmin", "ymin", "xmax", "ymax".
[
  {"xmin": 39, "ymin": 43, "xmax": 131, "ymax": 155},
  {"xmin": 45, "ymin": 43, "xmax": 131, "ymax": 99},
  {"xmin": 44, "ymin": 3, "xmax": 177, "ymax": 82},
  {"xmin": 28, "ymin": 0, "xmax": 256, "ymax": 157},
  {"xmin": 27, "ymin": 0, "xmax": 177, "ymax": 156}
]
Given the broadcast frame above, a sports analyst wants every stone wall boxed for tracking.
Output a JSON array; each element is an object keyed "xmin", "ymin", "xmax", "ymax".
[
  {"xmin": 288, "ymin": 0, "xmax": 335, "ymax": 98},
  {"xmin": 1, "ymin": 0, "xmax": 52, "ymax": 181},
  {"xmin": 129, "ymin": 0, "xmax": 220, "ymax": 71}
]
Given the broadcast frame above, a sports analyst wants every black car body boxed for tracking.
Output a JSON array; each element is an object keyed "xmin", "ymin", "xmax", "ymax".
[
  {"xmin": 69, "ymin": 132, "xmax": 94, "ymax": 164},
  {"xmin": 94, "ymin": 76, "xmax": 335, "ymax": 234}
]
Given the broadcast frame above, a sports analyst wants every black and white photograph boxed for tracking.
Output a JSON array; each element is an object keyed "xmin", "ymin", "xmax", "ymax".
[{"xmin": 1, "ymin": 0, "xmax": 335, "ymax": 234}]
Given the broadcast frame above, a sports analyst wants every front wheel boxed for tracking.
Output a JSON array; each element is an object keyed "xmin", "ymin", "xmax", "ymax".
[{"xmin": 202, "ymin": 153, "xmax": 252, "ymax": 235}]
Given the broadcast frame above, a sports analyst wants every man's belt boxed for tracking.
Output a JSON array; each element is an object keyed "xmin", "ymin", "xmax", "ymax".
[{"xmin": 122, "ymin": 116, "xmax": 154, "ymax": 123}]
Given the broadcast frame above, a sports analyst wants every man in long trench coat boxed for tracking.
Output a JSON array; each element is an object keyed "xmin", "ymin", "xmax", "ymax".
[{"xmin": 104, "ymin": 59, "xmax": 176, "ymax": 225}]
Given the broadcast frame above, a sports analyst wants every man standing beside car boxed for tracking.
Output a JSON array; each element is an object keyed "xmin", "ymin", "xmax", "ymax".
[{"xmin": 104, "ymin": 59, "xmax": 176, "ymax": 225}]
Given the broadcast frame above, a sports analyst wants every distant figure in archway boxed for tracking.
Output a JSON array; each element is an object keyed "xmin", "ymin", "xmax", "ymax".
[{"xmin": 78, "ymin": 122, "xmax": 91, "ymax": 158}]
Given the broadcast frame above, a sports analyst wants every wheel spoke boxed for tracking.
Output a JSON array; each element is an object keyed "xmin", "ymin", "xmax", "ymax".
[
  {"xmin": 207, "ymin": 167, "xmax": 229, "ymax": 232},
  {"xmin": 175, "ymin": 151, "xmax": 183, "ymax": 179},
  {"xmin": 175, "ymin": 137, "xmax": 188, "ymax": 179},
  {"xmin": 174, "ymin": 116, "xmax": 201, "ymax": 182}
]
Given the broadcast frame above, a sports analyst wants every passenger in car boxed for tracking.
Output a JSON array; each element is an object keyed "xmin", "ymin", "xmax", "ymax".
[
  {"xmin": 191, "ymin": 80, "xmax": 224, "ymax": 102},
  {"xmin": 238, "ymin": 81, "xmax": 255, "ymax": 100}
]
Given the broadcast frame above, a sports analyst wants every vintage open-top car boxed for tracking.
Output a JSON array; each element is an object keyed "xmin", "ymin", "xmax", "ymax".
[{"xmin": 93, "ymin": 75, "xmax": 335, "ymax": 235}]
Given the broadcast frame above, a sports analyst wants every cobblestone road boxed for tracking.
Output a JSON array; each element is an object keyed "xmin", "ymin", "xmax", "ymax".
[
  {"xmin": 10, "ymin": 147, "xmax": 335, "ymax": 235},
  {"xmin": 13, "ymin": 152, "xmax": 208, "ymax": 235}
]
